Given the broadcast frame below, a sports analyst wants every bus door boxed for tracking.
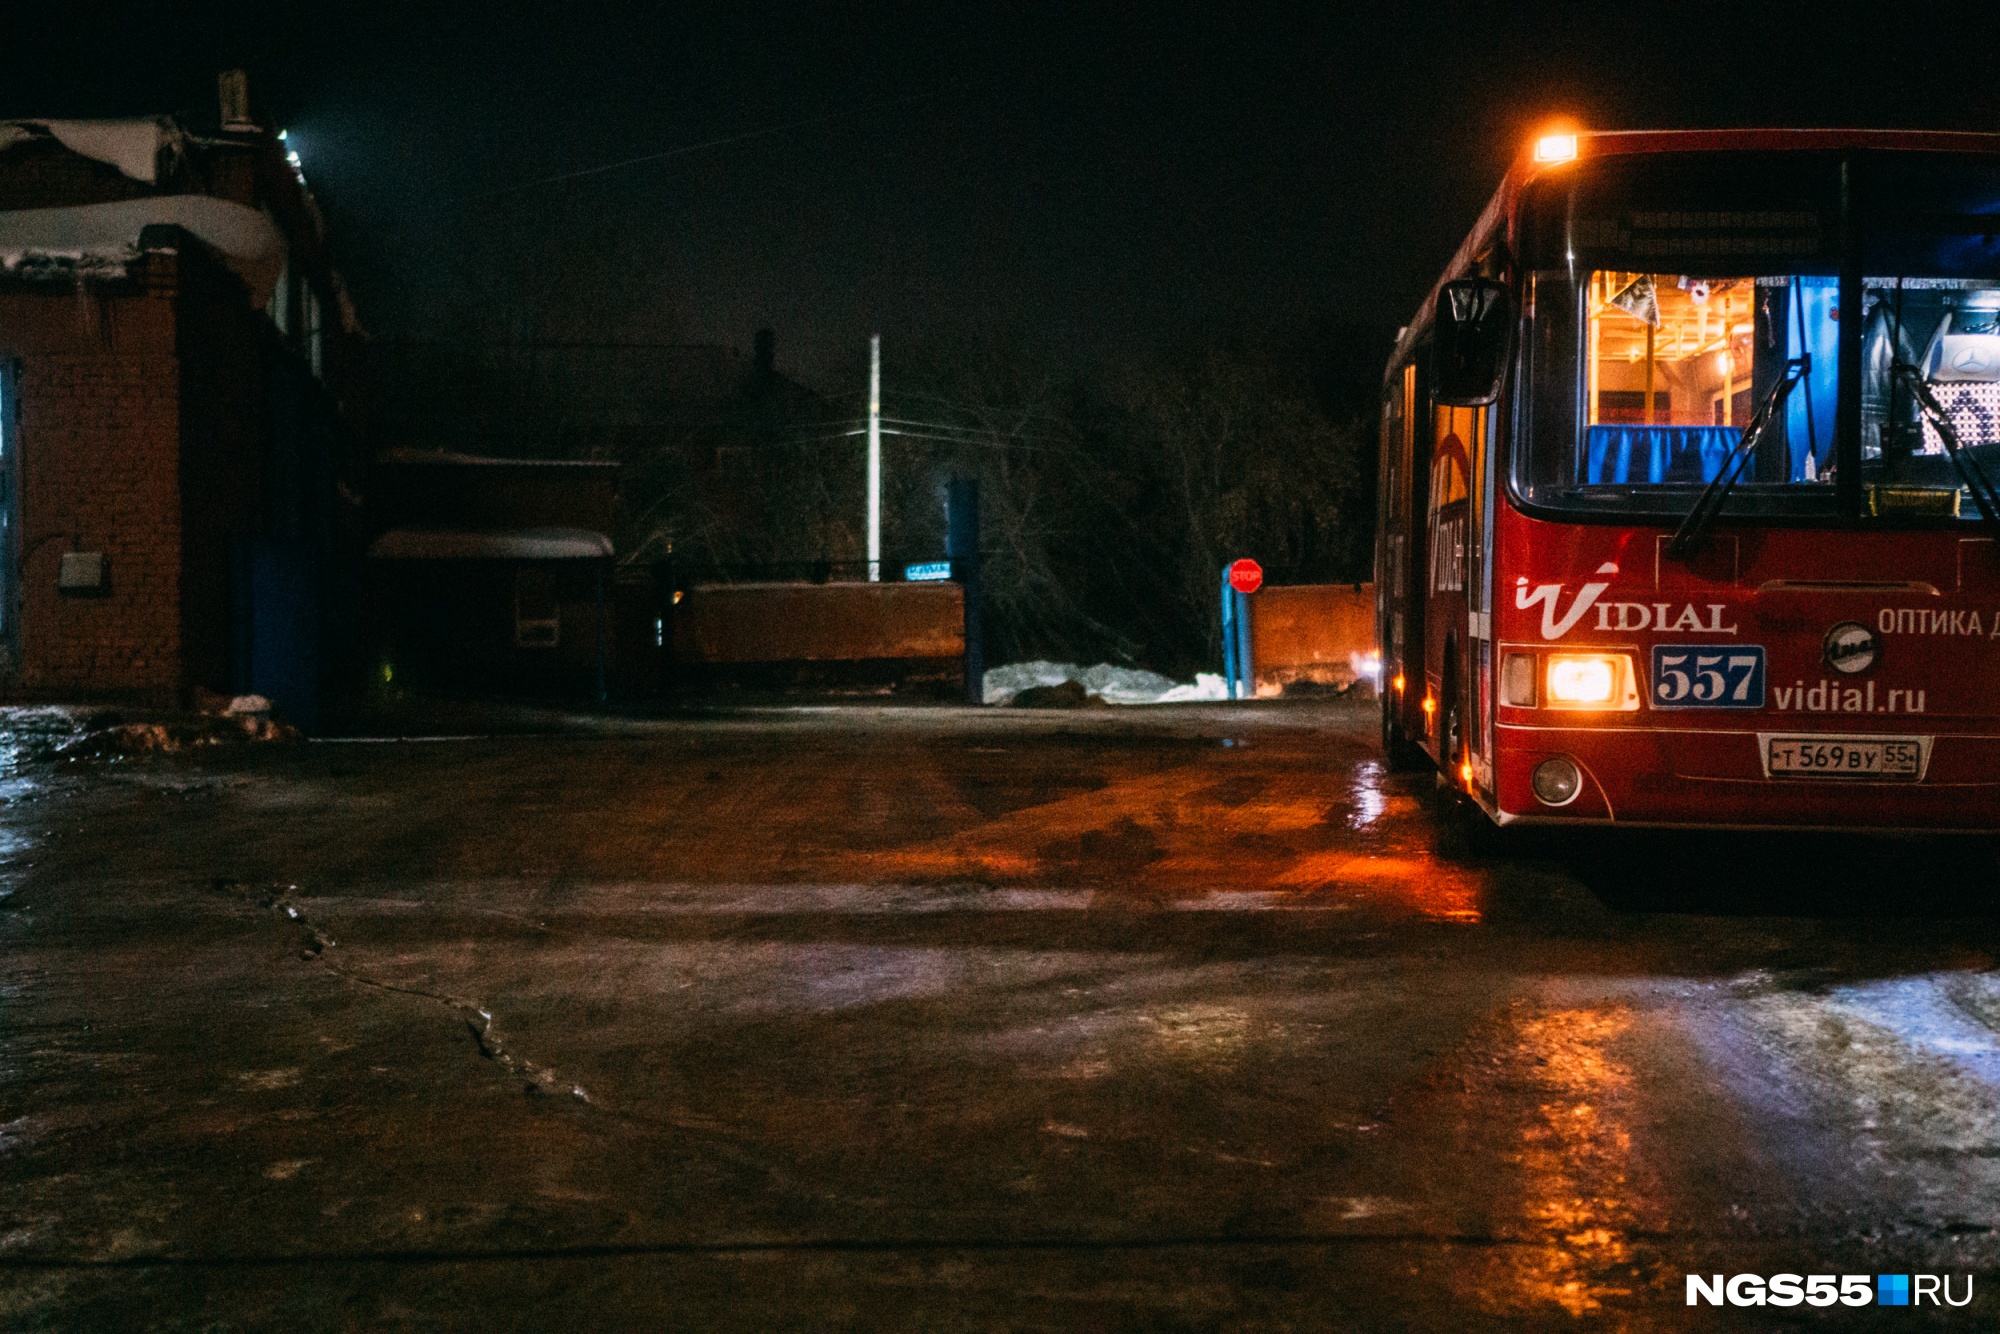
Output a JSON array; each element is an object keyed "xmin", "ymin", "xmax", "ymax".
[
  {"xmin": 1394, "ymin": 362, "xmax": 1429, "ymax": 742},
  {"xmin": 1424, "ymin": 401, "xmax": 1475, "ymax": 763},
  {"xmin": 1467, "ymin": 394, "xmax": 1495, "ymax": 789}
]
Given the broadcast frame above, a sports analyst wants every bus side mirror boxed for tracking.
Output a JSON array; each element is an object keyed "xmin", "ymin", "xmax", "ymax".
[{"xmin": 1432, "ymin": 277, "xmax": 1512, "ymax": 406}]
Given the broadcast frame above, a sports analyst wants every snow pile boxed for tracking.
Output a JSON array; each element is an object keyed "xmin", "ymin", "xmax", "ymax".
[
  {"xmin": 982, "ymin": 661, "xmax": 1229, "ymax": 707},
  {"xmin": 55, "ymin": 712, "xmax": 299, "ymax": 759}
]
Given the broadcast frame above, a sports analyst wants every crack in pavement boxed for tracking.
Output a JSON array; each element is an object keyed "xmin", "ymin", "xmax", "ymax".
[
  {"xmin": 203, "ymin": 876, "xmax": 806, "ymax": 1199},
  {"xmin": 210, "ymin": 878, "xmax": 589, "ymax": 1104}
]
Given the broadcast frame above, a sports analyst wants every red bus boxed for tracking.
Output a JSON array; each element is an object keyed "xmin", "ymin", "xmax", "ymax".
[{"xmin": 1377, "ymin": 127, "xmax": 2000, "ymax": 830}]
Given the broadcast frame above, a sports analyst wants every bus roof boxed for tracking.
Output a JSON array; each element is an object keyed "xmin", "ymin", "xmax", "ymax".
[{"xmin": 1385, "ymin": 128, "xmax": 2000, "ymax": 379}]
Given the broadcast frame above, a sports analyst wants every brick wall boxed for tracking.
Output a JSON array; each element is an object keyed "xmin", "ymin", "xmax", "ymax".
[
  {"xmin": 674, "ymin": 581, "xmax": 964, "ymax": 664},
  {"xmin": 0, "ymin": 257, "xmax": 184, "ymax": 699}
]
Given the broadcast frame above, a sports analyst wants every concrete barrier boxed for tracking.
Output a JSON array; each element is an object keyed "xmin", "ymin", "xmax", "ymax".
[
  {"xmin": 674, "ymin": 581, "xmax": 963, "ymax": 665},
  {"xmin": 1249, "ymin": 583, "xmax": 1375, "ymax": 692}
]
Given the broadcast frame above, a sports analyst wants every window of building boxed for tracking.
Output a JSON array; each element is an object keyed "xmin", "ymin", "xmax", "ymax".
[{"xmin": 514, "ymin": 568, "xmax": 559, "ymax": 647}]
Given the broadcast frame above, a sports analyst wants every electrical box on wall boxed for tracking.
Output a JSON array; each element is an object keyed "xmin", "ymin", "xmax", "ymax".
[{"xmin": 58, "ymin": 551, "xmax": 106, "ymax": 594}]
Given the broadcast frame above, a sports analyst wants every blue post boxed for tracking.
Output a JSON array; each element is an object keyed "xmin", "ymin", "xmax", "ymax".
[
  {"xmin": 1220, "ymin": 565, "xmax": 1239, "ymax": 697},
  {"xmin": 947, "ymin": 478, "xmax": 983, "ymax": 705},
  {"xmin": 1233, "ymin": 587, "xmax": 1254, "ymax": 699}
]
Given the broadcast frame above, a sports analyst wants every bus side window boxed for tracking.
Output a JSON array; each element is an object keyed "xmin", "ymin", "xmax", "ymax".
[
  {"xmin": 1381, "ymin": 390, "xmax": 1403, "ymax": 598},
  {"xmin": 1403, "ymin": 357, "xmax": 1429, "ymax": 675},
  {"xmin": 1524, "ymin": 271, "xmax": 1579, "ymax": 490}
]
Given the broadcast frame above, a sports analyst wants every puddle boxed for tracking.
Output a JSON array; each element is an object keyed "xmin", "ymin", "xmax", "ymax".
[{"xmin": 0, "ymin": 707, "xmax": 97, "ymax": 774}]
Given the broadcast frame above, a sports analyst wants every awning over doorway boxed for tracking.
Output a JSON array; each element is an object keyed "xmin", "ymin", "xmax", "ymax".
[{"xmin": 367, "ymin": 527, "xmax": 613, "ymax": 561}]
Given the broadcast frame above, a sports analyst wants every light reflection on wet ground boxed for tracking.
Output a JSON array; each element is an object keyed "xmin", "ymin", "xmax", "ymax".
[
  {"xmin": 857, "ymin": 746, "xmax": 1486, "ymax": 923},
  {"xmin": 0, "ymin": 707, "xmax": 90, "ymax": 774},
  {"xmin": 0, "ymin": 708, "xmax": 81, "ymax": 901},
  {"xmin": 1488, "ymin": 1005, "xmax": 1650, "ymax": 1317}
]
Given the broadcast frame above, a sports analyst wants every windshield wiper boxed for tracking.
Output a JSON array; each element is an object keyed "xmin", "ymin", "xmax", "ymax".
[
  {"xmin": 1667, "ymin": 355, "xmax": 1810, "ymax": 560},
  {"xmin": 1887, "ymin": 361, "xmax": 2000, "ymax": 529}
]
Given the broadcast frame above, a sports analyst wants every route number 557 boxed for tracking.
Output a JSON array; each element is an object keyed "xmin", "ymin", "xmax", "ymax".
[{"xmin": 1651, "ymin": 645, "xmax": 1766, "ymax": 709}]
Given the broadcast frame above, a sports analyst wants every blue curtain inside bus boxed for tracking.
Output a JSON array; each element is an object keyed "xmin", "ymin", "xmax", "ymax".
[
  {"xmin": 1585, "ymin": 425, "xmax": 1740, "ymax": 484},
  {"xmin": 1785, "ymin": 277, "xmax": 1840, "ymax": 480}
]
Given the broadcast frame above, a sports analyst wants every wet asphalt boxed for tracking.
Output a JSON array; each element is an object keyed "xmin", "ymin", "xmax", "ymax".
[{"xmin": 5, "ymin": 696, "xmax": 2000, "ymax": 1330}]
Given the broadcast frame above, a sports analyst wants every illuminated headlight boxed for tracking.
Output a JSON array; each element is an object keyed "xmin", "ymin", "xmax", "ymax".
[
  {"xmin": 1531, "ymin": 756, "xmax": 1583, "ymax": 806},
  {"xmin": 1548, "ymin": 657, "xmax": 1614, "ymax": 703},
  {"xmin": 1543, "ymin": 653, "xmax": 1638, "ymax": 710}
]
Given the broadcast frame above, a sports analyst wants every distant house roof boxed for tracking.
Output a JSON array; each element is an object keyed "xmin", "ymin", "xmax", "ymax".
[{"xmin": 367, "ymin": 527, "xmax": 613, "ymax": 561}]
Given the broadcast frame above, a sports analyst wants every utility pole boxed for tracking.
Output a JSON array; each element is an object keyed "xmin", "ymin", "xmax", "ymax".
[{"xmin": 867, "ymin": 334, "xmax": 882, "ymax": 581}]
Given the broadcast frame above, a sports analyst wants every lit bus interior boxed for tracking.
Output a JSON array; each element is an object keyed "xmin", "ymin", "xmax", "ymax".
[
  {"xmin": 1532, "ymin": 269, "xmax": 2000, "ymax": 515},
  {"xmin": 1583, "ymin": 272, "xmax": 1765, "ymax": 484},
  {"xmin": 1578, "ymin": 272, "xmax": 1850, "ymax": 489}
]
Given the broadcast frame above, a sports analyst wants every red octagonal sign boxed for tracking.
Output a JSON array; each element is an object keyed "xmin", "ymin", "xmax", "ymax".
[{"xmin": 1227, "ymin": 558, "xmax": 1263, "ymax": 595}]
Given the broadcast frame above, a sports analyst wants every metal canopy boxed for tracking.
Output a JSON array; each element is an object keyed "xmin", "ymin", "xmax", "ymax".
[{"xmin": 366, "ymin": 527, "xmax": 612, "ymax": 561}]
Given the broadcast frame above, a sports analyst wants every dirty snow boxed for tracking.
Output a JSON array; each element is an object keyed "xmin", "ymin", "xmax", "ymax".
[{"xmin": 982, "ymin": 661, "xmax": 1228, "ymax": 707}]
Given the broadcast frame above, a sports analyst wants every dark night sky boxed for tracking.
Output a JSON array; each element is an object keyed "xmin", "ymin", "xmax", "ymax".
[{"xmin": 5, "ymin": 4, "xmax": 1993, "ymax": 388}]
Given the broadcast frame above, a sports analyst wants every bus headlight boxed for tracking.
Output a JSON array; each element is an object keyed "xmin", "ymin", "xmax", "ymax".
[
  {"xmin": 1543, "ymin": 653, "xmax": 1638, "ymax": 710},
  {"xmin": 1548, "ymin": 656, "xmax": 1614, "ymax": 703}
]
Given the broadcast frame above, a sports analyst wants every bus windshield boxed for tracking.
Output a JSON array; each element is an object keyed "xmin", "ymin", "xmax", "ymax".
[{"xmin": 1515, "ymin": 151, "xmax": 2000, "ymax": 522}]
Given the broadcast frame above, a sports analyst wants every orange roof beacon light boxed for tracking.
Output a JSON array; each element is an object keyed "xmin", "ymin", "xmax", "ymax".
[{"xmin": 1533, "ymin": 132, "xmax": 1579, "ymax": 165}]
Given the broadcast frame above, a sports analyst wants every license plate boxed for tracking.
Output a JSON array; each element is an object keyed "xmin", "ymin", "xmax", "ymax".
[{"xmin": 1762, "ymin": 734, "xmax": 1930, "ymax": 780}]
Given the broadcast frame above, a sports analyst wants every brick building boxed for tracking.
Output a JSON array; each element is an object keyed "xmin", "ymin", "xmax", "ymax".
[{"xmin": 0, "ymin": 85, "xmax": 361, "ymax": 724}]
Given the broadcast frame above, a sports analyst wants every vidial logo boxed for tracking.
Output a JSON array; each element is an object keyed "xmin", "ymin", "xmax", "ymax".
[
  {"xmin": 1515, "ymin": 562, "xmax": 1740, "ymax": 641},
  {"xmin": 1515, "ymin": 563, "xmax": 1619, "ymax": 640}
]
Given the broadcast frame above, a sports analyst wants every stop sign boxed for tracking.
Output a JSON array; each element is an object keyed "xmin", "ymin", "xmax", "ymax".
[{"xmin": 1227, "ymin": 558, "xmax": 1263, "ymax": 594}]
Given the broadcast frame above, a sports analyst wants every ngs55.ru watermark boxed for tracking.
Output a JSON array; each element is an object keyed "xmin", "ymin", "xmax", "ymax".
[{"xmin": 1688, "ymin": 1273, "xmax": 1973, "ymax": 1308}]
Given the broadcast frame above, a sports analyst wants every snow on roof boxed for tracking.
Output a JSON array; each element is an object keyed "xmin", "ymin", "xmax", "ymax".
[
  {"xmin": 0, "ymin": 196, "xmax": 284, "ymax": 302},
  {"xmin": 0, "ymin": 118, "xmax": 179, "ymax": 184},
  {"xmin": 377, "ymin": 449, "xmax": 620, "ymax": 469},
  {"xmin": 367, "ymin": 527, "xmax": 614, "ymax": 561}
]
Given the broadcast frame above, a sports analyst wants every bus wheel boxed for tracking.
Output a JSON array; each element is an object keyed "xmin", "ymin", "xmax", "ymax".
[
  {"xmin": 1381, "ymin": 693, "xmax": 1430, "ymax": 772},
  {"xmin": 1440, "ymin": 696, "xmax": 1506, "ymax": 852}
]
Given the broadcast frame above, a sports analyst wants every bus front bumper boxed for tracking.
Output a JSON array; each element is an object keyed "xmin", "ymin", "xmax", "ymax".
[{"xmin": 1492, "ymin": 724, "xmax": 2000, "ymax": 832}]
